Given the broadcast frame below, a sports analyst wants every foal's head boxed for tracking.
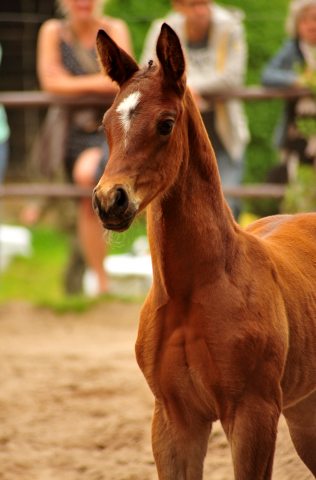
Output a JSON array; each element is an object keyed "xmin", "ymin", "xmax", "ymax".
[{"xmin": 93, "ymin": 24, "xmax": 189, "ymax": 232}]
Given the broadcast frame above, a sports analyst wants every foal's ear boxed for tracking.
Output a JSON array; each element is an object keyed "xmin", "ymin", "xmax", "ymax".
[
  {"xmin": 156, "ymin": 23, "xmax": 185, "ymax": 92},
  {"xmin": 96, "ymin": 30, "xmax": 139, "ymax": 87}
]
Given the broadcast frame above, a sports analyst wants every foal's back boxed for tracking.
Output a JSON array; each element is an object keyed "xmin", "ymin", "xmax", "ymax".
[
  {"xmin": 246, "ymin": 212, "xmax": 316, "ymax": 310},
  {"xmin": 245, "ymin": 212, "xmax": 316, "ymax": 241},
  {"xmin": 246, "ymin": 212, "xmax": 316, "ymax": 269}
]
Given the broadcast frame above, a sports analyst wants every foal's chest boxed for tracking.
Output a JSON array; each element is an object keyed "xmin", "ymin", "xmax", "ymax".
[{"xmin": 136, "ymin": 300, "xmax": 221, "ymax": 421}]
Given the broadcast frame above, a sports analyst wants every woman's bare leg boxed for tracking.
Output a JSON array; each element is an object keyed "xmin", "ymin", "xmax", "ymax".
[{"xmin": 73, "ymin": 147, "xmax": 109, "ymax": 294}]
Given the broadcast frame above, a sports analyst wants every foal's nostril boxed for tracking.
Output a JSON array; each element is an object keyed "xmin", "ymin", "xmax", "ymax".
[
  {"xmin": 92, "ymin": 192, "xmax": 101, "ymax": 215},
  {"xmin": 114, "ymin": 188, "xmax": 129, "ymax": 213}
]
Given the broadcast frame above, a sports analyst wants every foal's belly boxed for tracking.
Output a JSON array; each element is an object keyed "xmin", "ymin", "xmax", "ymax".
[{"xmin": 280, "ymin": 311, "xmax": 316, "ymax": 408}]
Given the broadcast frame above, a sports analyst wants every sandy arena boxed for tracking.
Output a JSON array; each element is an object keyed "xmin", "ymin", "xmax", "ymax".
[{"xmin": 0, "ymin": 300, "xmax": 314, "ymax": 480}]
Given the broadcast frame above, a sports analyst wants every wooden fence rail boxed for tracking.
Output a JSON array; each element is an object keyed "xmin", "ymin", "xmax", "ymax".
[
  {"xmin": 0, "ymin": 86, "xmax": 311, "ymax": 108},
  {"xmin": 0, "ymin": 183, "xmax": 286, "ymax": 199},
  {"xmin": 0, "ymin": 86, "xmax": 305, "ymax": 200},
  {"xmin": 0, "ymin": 184, "xmax": 92, "ymax": 198}
]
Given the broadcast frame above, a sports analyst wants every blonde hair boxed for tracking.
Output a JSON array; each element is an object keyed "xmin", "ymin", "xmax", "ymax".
[
  {"xmin": 56, "ymin": 0, "xmax": 107, "ymax": 17},
  {"xmin": 286, "ymin": 0, "xmax": 316, "ymax": 38}
]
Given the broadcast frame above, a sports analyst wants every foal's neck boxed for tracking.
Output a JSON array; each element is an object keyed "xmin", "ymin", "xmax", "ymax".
[
  {"xmin": 164, "ymin": 91, "xmax": 235, "ymax": 231},
  {"xmin": 147, "ymin": 91, "xmax": 238, "ymax": 297}
]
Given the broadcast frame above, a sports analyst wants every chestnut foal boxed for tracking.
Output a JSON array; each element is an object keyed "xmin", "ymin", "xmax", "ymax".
[{"xmin": 93, "ymin": 24, "xmax": 316, "ymax": 480}]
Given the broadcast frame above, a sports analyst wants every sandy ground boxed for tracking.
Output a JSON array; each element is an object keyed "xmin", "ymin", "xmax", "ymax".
[{"xmin": 0, "ymin": 300, "xmax": 314, "ymax": 480}]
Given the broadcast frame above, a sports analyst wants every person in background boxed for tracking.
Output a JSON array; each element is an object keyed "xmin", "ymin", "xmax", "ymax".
[
  {"xmin": 140, "ymin": 0, "xmax": 250, "ymax": 220},
  {"xmin": 0, "ymin": 43, "xmax": 10, "ymax": 184},
  {"xmin": 36, "ymin": 0, "xmax": 133, "ymax": 294},
  {"xmin": 262, "ymin": 0, "xmax": 316, "ymax": 182}
]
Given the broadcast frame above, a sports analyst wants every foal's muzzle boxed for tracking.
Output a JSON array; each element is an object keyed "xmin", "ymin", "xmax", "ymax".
[{"xmin": 92, "ymin": 184, "xmax": 138, "ymax": 232}]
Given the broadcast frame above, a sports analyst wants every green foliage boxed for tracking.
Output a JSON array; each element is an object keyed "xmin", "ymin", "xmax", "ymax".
[
  {"xmin": 292, "ymin": 67, "xmax": 316, "ymax": 142},
  {"xmin": 105, "ymin": 0, "xmax": 171, "ymax": 61},
  {"xmin": 104, "ymin": 0, "xmax": 290, "ymax": 215},
  {"xmin": 221, "ymin": 0, "xmax": 288, "ymax": 194},
  {"xmin": 282, "ymin": 165, "xmax": 316, "ymax": 213},
  {"xmin": 296, "ymin": 116, "xmax": 316, "ymax": 140}
]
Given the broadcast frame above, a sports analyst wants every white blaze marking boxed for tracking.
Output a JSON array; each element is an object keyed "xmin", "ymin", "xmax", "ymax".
[{"xmin": 116, "ymin": 91, "xmax": 141, "ymax": 135}]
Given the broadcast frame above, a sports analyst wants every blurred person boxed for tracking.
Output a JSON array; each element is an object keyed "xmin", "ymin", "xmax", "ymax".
[
  {"xmin": 140, "ymin": 0, "xmax": 250, "ymax": 220},
  {"xmin": 0, "ymin": 43, "xmax": 10, "ymax": 184},
  {"xmin": 262, "ymin": 0, "xmax": 316, "ymax": 182},
  {"xmin": 35, "ymin": 0, "xmax": 133, "ymax": 294}
]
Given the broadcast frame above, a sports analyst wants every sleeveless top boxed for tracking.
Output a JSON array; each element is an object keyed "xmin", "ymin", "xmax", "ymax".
[
  {"xmin": 59, "ymin": 40, "xmax": 109, "ymax": 181},
  {"xmin": 61, "ymin": 40, "xmax": 98, "ymax": 76}
]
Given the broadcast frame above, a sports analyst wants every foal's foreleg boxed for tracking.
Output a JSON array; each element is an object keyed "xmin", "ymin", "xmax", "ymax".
[
  {"xmin": 283, "ymin": 389, "xmax": 316, "ymax": 476},
  {"xmin": 222, "ymin": 393, "xmax": 281, "ymax": 480},
  {"xmin": 151, "ymin": 400, "xmax": 212, "ymax": 480}
]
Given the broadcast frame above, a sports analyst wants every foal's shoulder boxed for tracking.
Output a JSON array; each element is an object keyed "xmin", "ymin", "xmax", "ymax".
[{"xmin": 244, "ymin": 213, "xmax": 316, "ymax": 239}]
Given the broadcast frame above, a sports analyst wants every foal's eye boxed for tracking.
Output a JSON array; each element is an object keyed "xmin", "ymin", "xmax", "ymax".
[{"xmin": 158, "ymin": 120, "xmax": 174, "ymax": 136}]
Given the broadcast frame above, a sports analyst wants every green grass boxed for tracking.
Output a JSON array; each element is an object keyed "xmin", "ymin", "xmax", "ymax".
[
  {"xmin": 0, "ymin": 217, "xmax": 147, "ymax": 310},
  {"xmin": 0, "ymin": 226, "xmax": 69, "ymax": 304}
]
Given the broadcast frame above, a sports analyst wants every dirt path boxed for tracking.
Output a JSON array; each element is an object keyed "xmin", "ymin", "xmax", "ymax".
[{"xmin": 0, "ymin": 301, "xmax": 313, "ymax": 480}]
